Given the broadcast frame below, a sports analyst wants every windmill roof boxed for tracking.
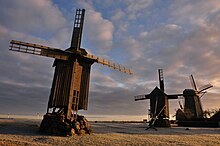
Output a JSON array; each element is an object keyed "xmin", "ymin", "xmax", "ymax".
[{"xmin": 148, "ymin": 86, "xmax": 167, "ymax": 97}]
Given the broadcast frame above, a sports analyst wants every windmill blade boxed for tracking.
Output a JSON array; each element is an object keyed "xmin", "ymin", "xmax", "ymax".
[
  {"xmin": 199, "ymin": 91, "xmax": 207, "ymax": 98},
  {"xmin": 189, "ymin": 74, "xmax": 197, "ymax": 90},
  {"xmin": 167, "ymin": 94, "xmax": 183, "ymax": 99},
  {"xmin": 158, "ymin": 69, "xmax": 164, "ymax": 91},
  {"xmin": 134, "ymin": 94, "xmax": 150, "ymax": 101},
  {"xmin": 10, "ymin": 40, "xmax": 70, "ymax": 60},
  {"xmin": 69, "ymin": 9, "xmax": 85, "ymax": 51},
  {"xmin": 85, "ymin": 53, "xmax": 133, "ymax": 75},
  {"xmin": 198, "ymin": 83, "xmax": 213, "ymax": 93}
]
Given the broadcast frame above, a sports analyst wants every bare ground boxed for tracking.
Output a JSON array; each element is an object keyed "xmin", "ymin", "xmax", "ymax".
[{"xmin": 0, "ymin": 118, "xmax": 219, "ymax": 146}]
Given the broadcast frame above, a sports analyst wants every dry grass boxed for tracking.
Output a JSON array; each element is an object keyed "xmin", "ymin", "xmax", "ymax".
[{"xmin": 0, "ymin": 118, "xmax": 219, "ymax": 146}]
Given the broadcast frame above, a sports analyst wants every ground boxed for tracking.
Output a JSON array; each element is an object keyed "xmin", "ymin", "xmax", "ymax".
[{"xmin": 0, "ymin": 118, "xmax": 219, "ymax": 146}]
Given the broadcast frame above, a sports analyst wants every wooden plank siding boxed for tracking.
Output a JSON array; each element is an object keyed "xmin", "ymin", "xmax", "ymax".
[
  {"xmin": 47, "ymin": 55, "xmax": 95, "ymax": 120},
  {"xmin": 78, "ymin": 60, "xmax": 94, "ymax": 110},
  {"xmin": 48, "ymin": 59, "xmax": 74, "ymax": 108}
]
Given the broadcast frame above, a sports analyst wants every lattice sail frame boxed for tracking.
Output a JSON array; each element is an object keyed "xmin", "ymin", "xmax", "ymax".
[{"xmin": 10, "ymin": 40, "xmax": 133, "ymax": 75}]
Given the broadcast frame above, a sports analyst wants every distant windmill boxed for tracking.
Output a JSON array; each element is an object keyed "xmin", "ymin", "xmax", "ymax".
[
  {"xmin": 134, "ymin": 69, "xmax": 179, "ymax": 127},
  {"xmin": 9, "ymin": 9, "xmax": 132, "ymax": 134},
  {"xmin": 135, "ymin": 68, "xmax": 214, "ymax": 128},
  {"xmin": 176, "ymin": 75, "xmax": 213, "ymax": 121}
]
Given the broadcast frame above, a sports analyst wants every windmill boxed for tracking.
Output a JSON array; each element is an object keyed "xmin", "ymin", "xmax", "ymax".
[
  {"xmin": 134, "ymin": 69, "xmax": 179, "ymax": 127},
  {"xmin": 176, "ymin": 75, "xmax": 213, "ymax": 121},
  {"xmin": 9, "ymin": 9, "xmax": 132, "ymax": 135}
]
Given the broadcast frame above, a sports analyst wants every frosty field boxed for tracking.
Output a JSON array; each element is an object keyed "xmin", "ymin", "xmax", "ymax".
[{"xmin": 0, "ymin": 118, "xmax": 219, "ymax": 146}]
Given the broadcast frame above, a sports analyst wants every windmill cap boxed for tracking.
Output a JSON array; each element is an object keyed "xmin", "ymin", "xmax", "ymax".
[{"xmin": 183, "ymin": 89, "xmax": 196, "ymax": 96}]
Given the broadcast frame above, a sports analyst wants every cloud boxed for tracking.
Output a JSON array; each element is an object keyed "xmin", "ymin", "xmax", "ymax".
[
  {"xmin": 111, "ymin": 9, "xmax": 125, "ymax": 21},
  {"xmin": 0, "ymin": 0, "xmax": 67, "ymax": 115},
  {"xmin": 113, "ymin": 0, "xmax": 220, "ymax": 114},
  {"xmin": 77, "ymin": 1, "xmax": 114, "ymax": 53},
  {"xmin": 85, "ymin": 10, "xmax": 114, "ymax": 53},
  {"xmin": 125, "ymin": 0, "xmax": 153, "ymax": 20},
  {"xmin": 169, "ymin": 0, "xmax": 220, "ymax": 26},
  {"xmin": 0, "ymin": 0, "xmax": 66, "ymax": 36}
]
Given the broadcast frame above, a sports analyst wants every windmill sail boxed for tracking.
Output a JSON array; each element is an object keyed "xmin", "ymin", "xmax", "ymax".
[
  {"xmin": 69, "ymin": 9, "xmax": 85, "ymax": 51},
  {"xmin": 158, "ymin": 69, "xmax": 164, "ymax": 91},
  {"xmin": 198, "ymin": 83, "xmax": 213, "ymax": 93},
  {"xmin": 10, "ymin": 40, "xmax": 69, "ymax": 60},
  {"xmin": 134, "ymin": 94, "xmax": 150, "ymax": 101},
  {"xmin": 85, "ymin": 53, "xmax": 133, "ymax": 75},
  {"xmin": 189, "ymin": 74, "xmax": 197, "ymax": 90}
]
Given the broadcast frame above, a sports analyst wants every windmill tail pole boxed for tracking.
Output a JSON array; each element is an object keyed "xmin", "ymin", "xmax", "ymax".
[
  {"xmin": 148, "ymin": 105, "xmax": 167, "ymax": 128},
  {"xmin": 156, "ymin": 105, "xmax": 166, "ymax": 119}
]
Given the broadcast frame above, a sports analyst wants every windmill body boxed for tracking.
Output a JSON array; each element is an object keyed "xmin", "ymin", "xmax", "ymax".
[
  {"xmin": 9, "ymin": 9, "xmax": 132, "ymax": 135},
  {"xmin": 182, "ymin": 89, "xmax": 204, "ymax": 119},
  {"xmin": 149, "ymin": 87, "xmax": 169, "ymax": 119},
  {"xmin": 48, "ymin": 49, "xmax": 95, "ymax": 120}
]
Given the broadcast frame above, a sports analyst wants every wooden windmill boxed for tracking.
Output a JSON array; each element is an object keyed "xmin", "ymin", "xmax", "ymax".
[
  {"xmin": 134, "ymin": 69, "xmax": 179, "ymax": 127},
  {"xmin": 9, "ymin": 9, "xmax": 132, "ymax": 123}
]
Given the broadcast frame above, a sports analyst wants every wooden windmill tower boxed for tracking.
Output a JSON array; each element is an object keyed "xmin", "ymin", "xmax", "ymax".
[{"xmin": 9, "ymin": 9, "xmax": 132, "ymax": 134}]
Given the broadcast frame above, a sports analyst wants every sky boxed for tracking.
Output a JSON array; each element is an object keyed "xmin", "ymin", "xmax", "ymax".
[{"xmin": 0, "ymin": 0, "xmax": 220, "ymax": 120}]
